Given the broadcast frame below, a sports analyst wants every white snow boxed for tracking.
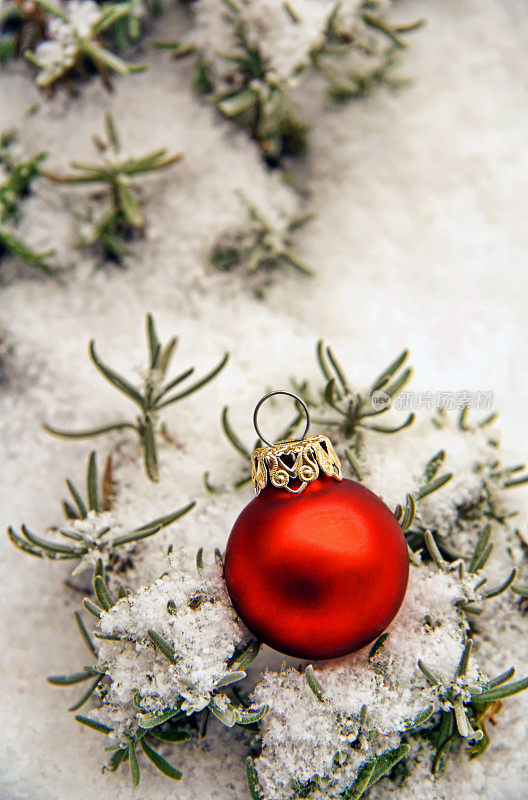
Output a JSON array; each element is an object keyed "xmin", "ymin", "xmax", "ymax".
[{"xmin": 97, "ymin": 550, "xmax": 251, "ymax": 727}]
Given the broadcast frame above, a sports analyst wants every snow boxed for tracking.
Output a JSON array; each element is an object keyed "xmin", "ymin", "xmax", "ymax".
[
  {"xmin": 97, "ymin": 550, "xmax": 251, "ymax": 728},
  {"xmin": 1, "ymin": 1, "xmax": 528, "ymax": 799},
  {"xmin": 252, "ymin": 564, "xmax": 472, "ymax": 799}
]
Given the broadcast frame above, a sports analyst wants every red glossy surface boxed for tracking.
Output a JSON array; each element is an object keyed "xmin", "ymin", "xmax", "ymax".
[{"xmin": 224, "ymin": 476, "xmax": 409, "ymax": 660}]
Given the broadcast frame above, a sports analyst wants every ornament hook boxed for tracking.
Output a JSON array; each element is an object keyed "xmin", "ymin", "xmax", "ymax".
[{"xmin": 253, "ymin": 390, "xmax": 310, "ymax": 447}]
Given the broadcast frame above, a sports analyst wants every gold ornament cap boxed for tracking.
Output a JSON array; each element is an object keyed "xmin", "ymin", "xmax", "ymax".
[{"xmin": 251, "ymin": 391, "xmax": 342, "ymax": 495}]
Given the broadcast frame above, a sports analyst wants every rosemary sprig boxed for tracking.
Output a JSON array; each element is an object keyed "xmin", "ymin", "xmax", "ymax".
[
  {"xmin": 44, "ymin": 313, "xmax": 229, "ymax": 481},
  {"xmin": 108, "ymin": 0, "xmax": 162, "ymax": 52},
  {"xmin": 310, "ymin": 4, "xmax": 424, "ymax": 102},
  {"xmin": 7, "ymin": 450, "xmax": 195, "ymax": 568},
  {"xmin": 0, "ymin": 129, "xmax": 55, "ymax": 273},
  {"xmin": 43, "ymin": 113, "xmax": 182, "ymax": 261},
  {"xmin": 0, "ymin": 0, "xmax": 47, "ymax": 63},
  {"xmin": 419, "ymin": 639, "xmax": 528, "ymax": 772},
  {"xmin": 210, "ymin": 14, "xmax": 306, "ymax": 165},
  {"xmin": 24, "ymin": 0, "xmax": 145, "ymax": 92},
  {"xmin": 209, "ymin": 191, "xmax": 314, "ymax": 281},
  {"xmin": 155, "ymin": 0, "xmax": 422, "ymax": 164},
  {"xmin": 419, "ymin": 528, "xmax": 517, "ymax": 617},
  {"xmin": 341, "ymin": 743, "xmax": 410, "ymax": 800},
  {"xmin": 306, "ymin": 341, "xmax": 415, "ymax": 447},
  {"xmin": 156, "ymin": 2, "xmax": 306, "ymax": 165}
]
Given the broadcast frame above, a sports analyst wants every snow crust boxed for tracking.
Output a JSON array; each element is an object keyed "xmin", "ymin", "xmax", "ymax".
[{"xmin": 97, "ymin": 550, "xmax": 250, "ymax": 727}]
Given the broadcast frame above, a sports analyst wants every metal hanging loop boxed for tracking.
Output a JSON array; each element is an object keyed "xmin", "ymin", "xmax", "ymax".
[{"xmin": 253, "ymin": 390, "xmax": 310, "ymax": 447}]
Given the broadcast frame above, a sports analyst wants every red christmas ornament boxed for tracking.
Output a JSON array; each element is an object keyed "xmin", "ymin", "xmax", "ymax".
[{"xmin": 224, "ymin": 392, "xmax": 409, "ymax": 660}]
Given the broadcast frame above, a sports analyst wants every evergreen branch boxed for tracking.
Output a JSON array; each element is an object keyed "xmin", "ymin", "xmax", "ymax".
[{"xmin": 43, "ymin": 315, "xmax": 228, "ymax": 481}]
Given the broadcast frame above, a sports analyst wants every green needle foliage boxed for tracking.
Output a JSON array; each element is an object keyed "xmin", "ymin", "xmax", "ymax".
[
  {"xmin": 43, "ymin": 113, "xmax": 182, "ymax": 261},
  {"xmin": 109, "ymin": 0, "xmax": 163, "ymax": 51},
  {"xmin": 44, "ymin": 313, "xmax": 229, "ymax": 481},
  {"xmin": 419, "ymin": 639, "xmax": 528, "ymax": 771},
  {"xmin": 206, "ymin": 12, "xmax": 306, "ymax": 165},
  {"xmin": 156, "ymin": 4, "xmax": 305, "ymax": 165},
  {"xmin": 309, "ymin": 6, "xmax": 423, "ymax": 102},
  {"xmin": 24, "ymin": 0, "xmax": 145, "ymax": 91},
  {"xmin": 155, "ymin": 0, "xmax": 422, "ymax": 165},
  {"xmin": 420, "ymin": 528, "xmax": 518, "ymax": 616},
  {"xmin": 48, "ymin": 568, "xmax": 192, "ymax": 785},
  {"xmin": 10, "ymin": 346, "xmax": 528, "ymax": 798},
  {"xmin": 307, "ymin": 341, "xmax": 415, "ymax": 442},
  {"xmin": 0, "ymin": 128, "xmax": 55, "ymax": 273},
  {"xmin": 7, "ymin": 450, "xmax": 195, "ymax": 571},
  {"xmin": 0, "ymin": 0, "xmax": 47, "ymax": 63},
  {"xmin": 212, "ymin": 343, "xmax": 414, "ymax": 489},
  {"xmin": 47, "ymin": 558, "xmax": 265, "ymax": 788},
  {"xmin": 209, "ymin": 192, "xmax": 314, "ymax": 284}
]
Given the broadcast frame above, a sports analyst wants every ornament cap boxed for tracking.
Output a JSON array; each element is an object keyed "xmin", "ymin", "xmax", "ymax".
[{"xmin": 251, "ymin": 433, "xmax": 342, "ymax": 494}]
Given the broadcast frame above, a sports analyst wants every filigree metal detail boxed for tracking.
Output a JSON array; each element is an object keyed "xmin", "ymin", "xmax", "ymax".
[{"xmin": 251, "ymin": 434, "xmax": 342, "ymax": 495}]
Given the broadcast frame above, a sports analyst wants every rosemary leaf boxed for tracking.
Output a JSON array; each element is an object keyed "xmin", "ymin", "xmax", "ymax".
[
  {"xmin": 468, "ymin": 525, "xmax": 492, "ymax": 573},
  {"xmin": 227, "ymin": 641, "xmax": 261, "ymax": 671},
  {"xmin": 140, "ymin": 738, "xmax": 182, "ymax": 780},
  {"xmin": 47, "ymin": 671, "xmax": 95, "ymax": 686},
  {"xmin": 473, "ymin": 676, "xmax": 528, "ymax": 704},
  {"xmin": 147, "ymin": 629, "xmax": 179, "ymax": 664},
  {"xmin": 75, "ymin": 715, "xmax": 113, "ymax": 734},
  {"xmin": 245, "ymin": 756, "xmax": 264, "ymax": 800},
  {"xmin": 131, "ymin": 501, "xmax": 196, "ymax": 535},
  {"xmin": 83, "ymin": 598, "xmax": 103, "ymax": 617},
  {"xmin": 481, "ymin": 667, "xmax": 515, "ymax": 690},
  {"xmin": 368, "ymin": 632, "xmax": 389, "ymax": 660},
  {"xmin": 68, "ymin": 675, "xmax": 104, "ymax": 712},
  {"xmin": 214, "ymin": 671, "xmax": 247, "ymax": 689},
  {"xmin": 129, "ymin": 741, "xmax": 140, "ymax": 787},
  {"xmin": 480, "ymin": 568, "xmax": 516, "ymax": 599},
  {"xmin": 221, "ymin": 406, "xmax": 252, "ymax": 460},
  {"xmin": 66, "ymin": 479, "xmax": 88, "ymax": 519},
  {"xmin": 94, "ymin": 575, "xmax": 115, "ymax": 611},
  {"xmin": 149, "ymin": 728, "xmax": 191, "ymax": 743},
  {"xmin": 342, "ymin": 759, "xmax": 376, "ymax": 800},
  {"xmin": 21, "ymin": 524, "xmax": 86, "ymax": 557},
  {"xmin": 89, "ymin": 340, "xmax": 145, "ymax": 410},
  {"xmin": 456, "ymin": 639, "xmax": 472, "ymax": 677},
  {"xmin": 366, "ymin": 743, "xmax": 410, "ymax": 788},
  {"xmin": 73, "ymin": 612, "xmax": 97, "ymax": 659},
  {"xmin": 138, "ymin": 704, "xmax": 182, "ymax": 729},
  {"xmin": 236, "ymin": 705, "xmax": 268, "ymax": 725},
  {"xmin": 305, "ymin": 664, "xmax": 324, "ymax": 702},
  {"xmin": 155, "ymin": 352, "xmax": 229, "ymax": 409},
  {"xmin": 86, "ymin": 451, "xmax": 99, "ymax": 512}
]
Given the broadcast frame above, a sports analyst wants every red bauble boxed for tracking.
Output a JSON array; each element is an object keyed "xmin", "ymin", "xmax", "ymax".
[{"xmin": 224, "ymin": 475, "xmax": 409, "ymax": 660}]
